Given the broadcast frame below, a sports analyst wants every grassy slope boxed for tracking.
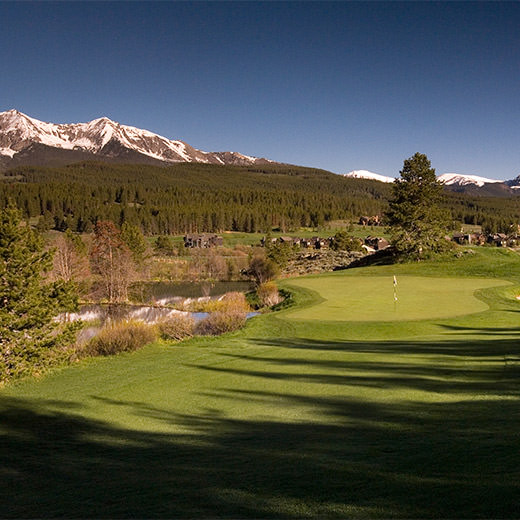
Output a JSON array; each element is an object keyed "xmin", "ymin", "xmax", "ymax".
[{"xmin": 1, "ymin": 247, "xmax": 520, "ymax": 518}]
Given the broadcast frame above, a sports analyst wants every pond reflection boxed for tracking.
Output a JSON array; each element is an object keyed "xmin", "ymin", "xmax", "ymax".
[{"xmin": 130, "ymin": 281, "xmax": 253, "ymax": 304}]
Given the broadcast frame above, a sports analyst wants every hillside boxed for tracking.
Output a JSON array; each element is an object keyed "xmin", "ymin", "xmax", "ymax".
[
  {"xmin": 0, "ymin": 162, "xmax": 390, "ymax": 234},
  {"xmin": 1, "ymin": 161, "xmax": 520, "ymax": 234}
]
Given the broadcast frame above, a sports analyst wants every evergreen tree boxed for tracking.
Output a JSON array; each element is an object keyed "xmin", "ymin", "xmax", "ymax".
[
  {"xmin": 386, "ymin": 153, "xmax": 449, "ymax": 259},
  {"xmin": 0, "ymin": 204, "xmax": 79, "ymax": 382},
  {"xmin": 330, "ymin": 231, "xmax": 362, "ymax": 252},
  {"xmin": 121, "ymin": 222, "xmax": 148, "ymax": 264},
  {"xmin": 154, "ymin": 235, "xmax": 174, "ymax": 256}
]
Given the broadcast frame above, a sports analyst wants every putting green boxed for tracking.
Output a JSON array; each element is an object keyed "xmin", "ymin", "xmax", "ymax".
[{"xmin": 284, "ymin": 275, "xmax": 510, "ymax": 322}]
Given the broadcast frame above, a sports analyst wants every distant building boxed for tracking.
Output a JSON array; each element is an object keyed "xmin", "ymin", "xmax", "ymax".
[
  {"xmin": 359, "ymin": 215, "xmax": 381, "ymax": 226},
  {"xmin": 364, "ymin": 236, "xmax": 390, "ymax": 251},
  {"xmin": 261, "ymin": 236, "xmax": 330, "ymax": 250},
  {"xmin": 184, "ymin": 233, "xmax": 223, "ymax": 248},
  {"xmin": 487, "ymin": 233, "xmax": 507, "ymax": 247}
]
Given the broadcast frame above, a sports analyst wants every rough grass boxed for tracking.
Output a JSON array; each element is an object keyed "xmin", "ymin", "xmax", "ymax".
[{"xmin": 1, "ymin": 247, "xmax": 520, "ymax": 518}]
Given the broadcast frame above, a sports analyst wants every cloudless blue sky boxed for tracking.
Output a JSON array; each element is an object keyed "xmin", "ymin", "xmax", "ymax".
[{"xmin": 1, "ymin": 1, "xmax": 519, "ymax": 179}]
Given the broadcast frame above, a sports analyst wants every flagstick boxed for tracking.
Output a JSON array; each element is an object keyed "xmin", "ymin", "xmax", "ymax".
[{"xmin": 393, "ymin": 275, "xmax": 398, "ymax": 311}]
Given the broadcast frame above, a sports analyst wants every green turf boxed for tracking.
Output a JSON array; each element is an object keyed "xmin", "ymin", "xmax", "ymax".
[
  {"xmin": 1, "ymin": 247, "xmax": 520, "ymax": 518},
  {"xmin": 284, "ymin": 275, "xmax": 511, "ymax": 321}
]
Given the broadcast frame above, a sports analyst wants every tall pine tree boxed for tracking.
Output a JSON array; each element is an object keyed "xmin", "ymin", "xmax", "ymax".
[
  {"xmin": 0, "ymin": 204, "xmax": 79, "ymax": 382},
  {"xmin": 386, "ymin": 153, "xmax": 449, "ymax": 260}
]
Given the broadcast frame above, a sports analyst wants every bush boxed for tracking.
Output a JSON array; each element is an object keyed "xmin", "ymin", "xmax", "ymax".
[
  {"xmin": 157, "ymin": 314, "xmax": 195, "ymax": 341},
  {"xmin": 247, "ymin": 255, "xmax": 279, "ymax": 284},
  {"xmin": 181, "ymin": 291, "xmax": 251, "ymax": 313},
  {"xmin": 194, "ymin": 310, "xmax": 247, "ymax": 336},
  {"xmin": 257, "ymin": 281, "xmax": 283, "ymax": 307},
  {"xmin": 330, "ymin": 231, "xmax": 362, "ymax": 251},
  {"xmin": 85, "ymin": 320, "xmax": 157, "ymax": 357},
  {"xmin": 218, "ymin": 291, "xmax": 250, "ymax": 312}
]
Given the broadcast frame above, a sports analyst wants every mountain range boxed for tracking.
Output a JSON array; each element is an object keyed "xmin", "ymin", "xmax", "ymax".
[
  {"xmin": 2, "ymin": 110, "xmax": 520, "ymax": 197},
  {"xmin": 0, "ymin": 110, "xmax": 274, "ymax": 171},
  {"xmin": 344, "ymin": 169, "xmax": 520, "ymax": 196}
]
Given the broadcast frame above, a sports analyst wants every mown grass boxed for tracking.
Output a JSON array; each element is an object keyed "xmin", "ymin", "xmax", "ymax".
[
  {"xmin": 1, "ymin": 247, "xmax": 520, "ymax": 518},
  {"xmin": 284, "ymin": 275, "xmax": 510, "ymax": 322}
]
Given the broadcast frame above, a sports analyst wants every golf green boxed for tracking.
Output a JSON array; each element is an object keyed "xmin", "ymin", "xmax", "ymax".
[{"xmin": 284, "ymin": 275, "xmax": 510, "ymax": 321}]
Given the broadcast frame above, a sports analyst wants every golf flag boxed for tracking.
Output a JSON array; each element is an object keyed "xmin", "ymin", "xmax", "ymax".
[
  {"xmin": 393, "ymin": 275, "xmax": 398, "ymax": 302},
  {"xmin": 393, "ymin": 275, "xmax": 397, "ymax": 286}
]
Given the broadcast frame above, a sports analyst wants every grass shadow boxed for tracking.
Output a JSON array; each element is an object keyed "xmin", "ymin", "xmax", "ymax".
[{"xmin": 1, "ymin": 387, "xmax": 519, "ymax": 518}]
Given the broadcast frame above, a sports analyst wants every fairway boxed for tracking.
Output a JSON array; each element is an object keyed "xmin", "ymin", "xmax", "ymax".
[
  {"xmin": 1, "ymin": 249, "xmax": 520, "ymax": 518},
  {"xmin": 284, "ymin": 275, "xmax": 510, "ymax": 321}
]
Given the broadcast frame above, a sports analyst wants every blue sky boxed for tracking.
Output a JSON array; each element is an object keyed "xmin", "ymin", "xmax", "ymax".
[{"xmin": 1, "ymin": 1, "xmax": 519, "ymax": 179}]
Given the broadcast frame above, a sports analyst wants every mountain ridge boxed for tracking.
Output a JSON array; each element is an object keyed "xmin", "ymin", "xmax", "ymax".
[
  {"xmin": 342, "ymin": 168, "xmax": 520, "ymax": 195},
  {"xmin": 0, "ymin": 109, "xmax": 274, "ymax": 170}
]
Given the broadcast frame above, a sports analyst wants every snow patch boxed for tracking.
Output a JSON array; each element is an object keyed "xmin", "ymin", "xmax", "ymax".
[
  {"xmin": 0, "ymin": 147, "xmax": 16, "ymax": 157},
  {"xmin": 438, "ymin": 173, "xmax": 503, "ymax": 187},
  {"xmin": 344, "ymin": 170, "xmax": 395, "ymax": 183}
]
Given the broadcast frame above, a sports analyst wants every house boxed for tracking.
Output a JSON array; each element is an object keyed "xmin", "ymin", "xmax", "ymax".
[
  {"xmin": 487, "ymin": 233, "xmax": 507, "ymax": 247},
  {"xmin": 364, "ymin": 236, "xmax": 390, "ymax": 251},
  {"xmin": 184, "ymin": 233, "xmax": 223, "ymax": 248},
  {"xmin": 260, "ymin": 235, "xmax": 330, "ymax": 250},
  {"xmin": 359, "ymin": 215, "xmax": 381, "ymax": 226},
  {"xmin": 473, "ymin": 233, "xmax": 487, "ymax": 246},
  {"xmin": 260, "ymin": 236, "xmax": 278, "ymax": 247},
  {"xmin": 311, "ymin": 236, "xmax": 330, "ymax": 249},
  {"xmin": 452, "ymin": 232, "xmax": 466, "ymax": 245}
]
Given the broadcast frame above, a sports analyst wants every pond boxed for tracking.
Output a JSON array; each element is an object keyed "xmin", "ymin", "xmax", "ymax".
[
  {"xmin": 62, "ymin": 280, "xmax": 258, "ymax": 328},
  {"xmin": 66, "ymin": 304, "xmax": 259, "ymax": 325},
  {"xmin": 129, "ymin": 281, "xmax": 254, "ymax": 305}
]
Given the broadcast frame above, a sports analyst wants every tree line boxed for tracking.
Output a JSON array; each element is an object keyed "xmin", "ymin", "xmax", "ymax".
[
  {"xmin": 0, "ymin": 162, "xmax": 391, "ymax": 233},
  {"xmin": 1, "ymin": 161, "xmax": 519, "ymax": 234}
]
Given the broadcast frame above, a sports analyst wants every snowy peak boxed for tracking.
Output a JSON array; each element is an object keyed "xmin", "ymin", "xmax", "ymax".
[
  {"xmin": 504, "ymin": 175, "xmax": 520, "ymax": 189},
  {"xmin": 341, "ymin": 169, "xmax": 516, "ymax": 195},
  {"xmin": 343, "ymin": 170, "xmax": 395, "ymax": 183},
  {"xmin": 0, "ymin": 110, "xmax": 273, "ymax": 167},
  {"xmin": 438, "ymin": 173, "xmax": 503, "ymax": 187}
]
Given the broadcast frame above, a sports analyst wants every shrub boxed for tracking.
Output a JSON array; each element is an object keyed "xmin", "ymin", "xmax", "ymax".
[
  {"xmin": 157, "ymin": 314, "xmax": 195, "ymax": 341},
  {"xmin": 85, "ymin": 320, "xmax": 157, "ymax": 357},
  {"xmin": 247, "ymin": 255, "xmax": 279, "ymax": 284},
  {"xmin": 154, "ymin": 235, "xmax": 175, "ymax": 256},
  {"xmin": 257, "ymin": 281, "xmax": 283, "ymax": 307},
  {"xmin": 194, "ymin": 310, "xmax": 247, "ymax": 336},
  {"xmin": 181, "ymin": 291, "xmax": 251, "ymax": 313},
  {"xmin": 218, "ymin": 291, "xmax": 250, "ymax": 312},
  {"xmin": 330, "ymin": 231, "xmax": 362, "ymax": 251}
]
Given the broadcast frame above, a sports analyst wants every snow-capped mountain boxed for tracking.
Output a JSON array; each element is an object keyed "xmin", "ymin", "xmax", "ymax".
[
  {"xmin": 343, "ymin": 170, "xmax": 395, "ymax": 183},
  {"xmin": 504, "ymin": 175, "xmax": 520, "ymax": 189},
  {"xmin": 437, "ymin": 173, "xmax": 504, "ymax": 187},
  {"xmin": 341, "ymin": 168, "xmax": 518, "ymax": 196},
  {"xmin": 0, "ymin": 109, "xmax": 273, "ymax": 168}
]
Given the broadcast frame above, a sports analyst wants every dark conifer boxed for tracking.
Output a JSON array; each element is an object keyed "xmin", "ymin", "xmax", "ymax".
[
  {"xmin": 386, "ymin": 153, "xmax": 449, "ymax": 259},
  {"xmin": 0, "ymin": 204, "xmax": 79, "ymax": 382}
]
